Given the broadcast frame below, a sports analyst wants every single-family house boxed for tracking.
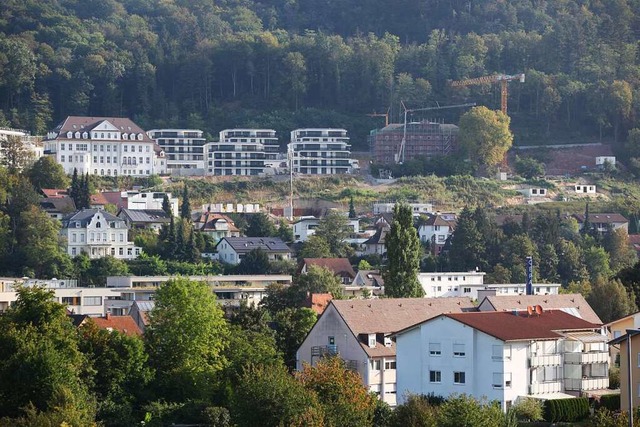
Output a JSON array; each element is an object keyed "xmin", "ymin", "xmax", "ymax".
[
  {"xmin": 573, "ymin": 213, "xmax": 628, "ymax": 233},
  {"xmin": 215, "ymin": 237, "xmax": 291, "ymax": 265},
  {"xmin": 296, "ymin": 297, "xmax": 475, "ymax": 406},
  {"xmin": 299, "ymin": 258, "xmax": 356, "ymax": 284},
  {"xmin": 40, "ymin": 197, "xmax": 76, "ymax": 220},
  {"xmin": 117, "ymin": 208, "xmax": 170, "ymax": 231},
  {"xmin": 194, "ymin": 211, "xmax": 241, "ymax": 242},
  {"xmin": 395, "ymin": 309, "xmax": 608, "ymax": 411},
  {"xmin": 84, "ymin": 313, "xmax": 143, "ymax": 336},
  {"xmin": 293, "ymin": 216, "xmax": 320, "ymax": 242},
  {"xmin": 418, "ymin": 214, "xmax": 456, "ymax": 255},
  {"xmin": 363, "ymin": 225, "xmax": 389, "ymax": 256}
]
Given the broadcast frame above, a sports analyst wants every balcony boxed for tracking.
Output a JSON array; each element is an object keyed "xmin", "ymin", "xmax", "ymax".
[
  {"xmin": 530, "ymin": 354, "xmax": 562, "ymax": 367},
  {"xmin": 529, "ymin": 381, "xmax": 562, "ymax": 395},
  {"xmin": 311, "ymin": 345, "xmax": 338, "ymax": 357},
  {"xmin": 564, "ymin": 352, "xmax": 609, "ymax": 364},
  {"xmin": 564, "ymin": 377, "xmax": 609, "ymax": 391}
]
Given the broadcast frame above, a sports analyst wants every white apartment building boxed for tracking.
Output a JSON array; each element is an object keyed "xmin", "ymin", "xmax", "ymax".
[
  {"xmin": 293, "ymin": 216, "xmax": 320, "ymax": 242},
  {"xmin": 418, "ymin": 272, "xmax": 561, "ymax": 299},
  {"xmin": 297, "ymin": 298, "xmax": 475, "ymax": 406},
  {"xmin": 147, "ymin": 129, "xmax": 206, "ymax": 174},
  {"xmin": 0, "ymin": 127, "xmax": 43, "ymax": 165},
  {"xmin": 288, "ymin": 128, "xmax": 352, "ymax": 175},
  {"xmin": 418, "ymin": 214, "xmax": 456, "ymax": 254},
  {"xmin": 61, "ymin": 209, "xmax": 141, "ymax": 259},
  {"xmin": 105, "ymin": 274, "xmax": 292, "ymax": 313},
  {"xmin": 395, "ymin": 310, "xmax": 608, "ymax": 411},
  {"xmin": 206, "ymin": 129, "xmax": 280, "ymax": 176},
  {"xmin": 43, "ymin": 116, "xmax": 164, "ymax": 177},
  {"xmin": 0, "ymin": 277, "xmax": 120, "ymax": 316},
  {"xmin": 125, "ymin": 191, "xmax": 179, "ymax": 215}
]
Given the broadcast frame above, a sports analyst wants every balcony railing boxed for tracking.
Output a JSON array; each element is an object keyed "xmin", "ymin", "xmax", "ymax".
[
  {"xmin": 311, "ymin": 345, "xmax": 338, "ymax": 357},
  {"xmin": 564, "ymin": 377, "xmax": 609, "ymax": 391},
  {"xmin": 530, "ymin": 354, "xmax": 562, "ymax": 367},
  {"xmin": 529, "ymin": 381, "xmax": 562, "ymax": 395},
  {"xmin": 564, "ymin": 352, "xmax": 609, "ymax": 364}
]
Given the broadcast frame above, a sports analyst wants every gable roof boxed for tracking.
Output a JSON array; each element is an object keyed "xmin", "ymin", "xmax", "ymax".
[
  {"xmin": 195, "ymin": 212, "xmax": 240, "ymax": 232},
  {"xmin": 90, "ymin": 192, "xmax": 109, "ymax": 206},
  {"xmin": 573, "ymin": 213, "xmax": 628, "ymax": 224},
  {"xmin": 354, "ymin": 270, "xmax": 384, "ymax": 287},
  {"xmin": 439, "ymin": 310, "xmax": 601, "ymax": 342},
  {"xmin": 330, "ymin": 297, "xmax": 475, "ymax": 357},
  {"xmin": 301, "ymin": 258, "xmax": 356, "ymax": 278},
  {"xmin": 101, "ymin": 191, "xmax": 127, "ymax": 209},
  {"xmin": 480, "ymin": 293, "xmax": 602, "ymax": 324},
  {"xmin": 364, "ymin": 226, "xmax": 388, "ymax": 245},
  {"xmin": 216, "ymin": 237, "xmax": 290, "ymax": 254},
  {"xmin": 421, "ymin": 214, "xmax": 456, "ymax": 227},
  {"xmin": 41, "ymin": 188, "xmax": 69, "ymax": 198},
  {"xmin": 118, "ymin": 209, "xmax": 171, "ymax": 224},
  {"xmin": 304, "ymin": 293, "xmax": 333, "ymax": 315},
  {"xmin": 90, "ymin": 315, "xmax": 142, "ymax": 336},
  {"xmin": 604, "ymin": 310, "xmax": 640, "ymax": 327},
  {"xmin": 40, "ymin": 197, "xmax": 76, "ymax": 214}
]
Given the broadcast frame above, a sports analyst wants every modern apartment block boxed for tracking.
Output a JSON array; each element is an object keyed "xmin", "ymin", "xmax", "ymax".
[
  {"xmin": 147, "ymin": 129, "xmax": 207, "ymax": 174},
  {"xmin": 369, "ymin": 121, "xmax": 459, "ymax": 165},
  {"xmin": 44, "ymin": 116, "xmax": 164, "ymax": 177},
  {"xmin": 206, "ymin": 129, "xmax": 280, "ymax": 176},
  {"xmin": 288, "ymin": 128, "xmax": 352, "ymax": 175}
]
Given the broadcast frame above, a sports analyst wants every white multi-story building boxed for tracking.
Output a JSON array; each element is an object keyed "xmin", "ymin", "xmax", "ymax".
[
  {"xmin": 61, "ymin": 209, "xmax": 141, "ymax": 259},
  {"xmin": 43, "ymin": 116, "xmax": 164, "ymax": 177},
  {"xmin": 0, "ymin": 127, "xmax": 44, "ymax": 165},
  {"xmin": 288, "ymin": 128, "xmax": 352, "ymax": 175},
  {"xmin": 395, "ymin": 310, "xmax": 608, "ymax": 411},
  {"xmin": 125, "ymin": 191, "xmax": 179, "ymax": 215},
  {"xmin": 147, "ymin": 129, "xmax": 206, "ymax": 175},
  {"xmin": 297, "ymin": 298, "xmax": 475, "ymax": 406},
  {"xmin": 206, "ymin": 129, "xmax": 280, "ymax": 176}
]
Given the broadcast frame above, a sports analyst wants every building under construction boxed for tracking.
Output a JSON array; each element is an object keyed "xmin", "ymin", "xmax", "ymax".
[{"xmin": 369, "ymin": 120, "xmax": 459, "ymax": 165}]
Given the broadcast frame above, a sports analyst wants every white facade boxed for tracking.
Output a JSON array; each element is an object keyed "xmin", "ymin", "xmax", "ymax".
[
  {"xmin": 574, "ymin": 185, "xmax": 596, "ymax": 194},
  {"xmin": 293, "ymin": 216, "xmax": 320, "ymax": 242},
  {"xmin": 126, "ymin": 191, "xmax": 179, "ymax": 215},
  {"xmin": 596, "ymin": 156, "xmax": 616, "ymax": 167},
  {"xmin": 289, "ymin": 128, "xmax": 351, "ymax": 175},
  {"xmin": 418, "ymin": 216, "xmax": 455, "ymax": 247},
  {"xmin": 418, "ymin": 273, "xmax": 560, "ymax": 299},
  {"xmin": 396, "ymin": 314, "xmax": 609, "ymax": 411},
  {"xmin": 0, "ymin": 128, "xmax": 43, "ymax": 165},
  {"xmin": 373, "ymin": 202, "xmax": 433, "ymax": 215},
  {"xmin": 518, "ymin": 188, "xmax": 548, "ymax": 197},
  {"xmin": 215, "ymin": 237, "xmax": 292, "ymax": 265},
  {"xmin": 44, "ymin": 117, "xmax": 161, "ymax": 177},
  {"xmin": 206, "ymin": 129, "xmax": 280, "ymax": 176},
  {"xmin": 0, "ymin": 278, "xmax": 119, "ymax": 316},
  {"xmin": 61, "ymin": 209, "xmax": 141, "ymax": 260},
  {"xmin": 147, "ymin": 129, "xmax": 206, "ymax": 174}
]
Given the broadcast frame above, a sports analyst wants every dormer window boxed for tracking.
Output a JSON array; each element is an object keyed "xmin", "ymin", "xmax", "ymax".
[
  {"xmin": 384, "ymin": 336, "xmax": 393, "ymax": 347},
  {"xmin": 137, "ymin": 133, "xmax": 143, "ymax": 141},
  {"xmin": 368, "ymin": 333, "xmax": 376, "ymax": 348},
  {"xmin": 82, "ymin": 132, "xmax": 88, "ymax": 138},
  {"xmin": 74, "ymin": 132, "xmax": 80, "ymax": 138},
  {"xmin": 123, "ymin": 133, "xmax": 128, "ymax": 140},
  {"xmin": 66, "ymin": 131, "xmax": 72, "ymax": 138}
]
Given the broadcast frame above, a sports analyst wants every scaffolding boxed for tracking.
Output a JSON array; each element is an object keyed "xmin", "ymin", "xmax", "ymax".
[{"xmin": 369, "ymin": 119, "xmax": 459, "ymax": 165}]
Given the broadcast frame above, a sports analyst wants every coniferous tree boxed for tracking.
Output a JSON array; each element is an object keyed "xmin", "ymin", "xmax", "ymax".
[
  {"xmin": 348, "ymin": 197, "xmax": 356, "ymax": 219},
  {"xmin": 162, "ymin": 194, "xmax": 172, "ymax": 217},
  {"xmin": 70, "ymin": 168, "xmax": 80, "ymax": 208},
  {"xmin": 383, "ymin": 202, "xmax": 423, "ymax": 298},
  {"xmin": 78, "ymin": 173, "xmax": 91, "ymax": 209},
  {"xmin": 185, "ymin": 228, "xmax": 200, "ymax": 263},
  {"xmin": 180, "ymin": 184, "xmax": 191, "ymax": 220}
]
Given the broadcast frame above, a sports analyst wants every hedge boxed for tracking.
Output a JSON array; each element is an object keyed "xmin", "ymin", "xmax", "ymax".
[
  {"xmin": 598, "ymin": 394, "xmax": 621, "ymax": 411},
  {"xmin": 543, "ymin": 398, "xmax": 589, "ymax": 422}
]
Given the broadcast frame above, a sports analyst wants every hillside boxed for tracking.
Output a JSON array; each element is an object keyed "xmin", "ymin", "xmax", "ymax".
[{"xmin": 1, "ymin": 0, "xmax": 640, "ymax": 153}]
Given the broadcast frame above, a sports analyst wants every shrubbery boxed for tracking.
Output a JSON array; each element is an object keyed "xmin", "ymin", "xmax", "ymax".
[{"xmin": 543, "ymin": 397, "xmax": 590, "ymax": 422}]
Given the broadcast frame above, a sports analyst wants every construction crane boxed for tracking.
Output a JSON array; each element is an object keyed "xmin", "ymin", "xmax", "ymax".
[
  {"xmin": 450, "ymin": 73, "xmax": 525, "ymax": 115},
  {"xmin": 396, "ymin": 101, "xmax": 477, "ymax": 164},
  {"xmin": 367, "ymin": 108, "xmax": 391, "ymax": 127}
]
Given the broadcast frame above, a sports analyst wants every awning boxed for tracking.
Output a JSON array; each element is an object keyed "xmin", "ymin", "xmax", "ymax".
[
  {"xmin": 525, "ymin": 393, "xmax": 577, "ymax": 400},
  {"xmin": 564, "ymin": 331, "xmax": 607, "ymax": 343}
]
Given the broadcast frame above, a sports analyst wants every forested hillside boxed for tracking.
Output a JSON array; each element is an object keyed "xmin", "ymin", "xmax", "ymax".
[{"xmin": 1, "ymin": 0, "xmax": 640, "ymax": 148}]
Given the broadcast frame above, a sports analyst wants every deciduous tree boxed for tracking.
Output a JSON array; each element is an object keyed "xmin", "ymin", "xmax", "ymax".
[
  {"xmin": 458, "ymin": 106, "xmax": 513, "ymax": 171},
  {"xmin": 27, "ymin": 156, "xmax": 69, "ymax": 191}
]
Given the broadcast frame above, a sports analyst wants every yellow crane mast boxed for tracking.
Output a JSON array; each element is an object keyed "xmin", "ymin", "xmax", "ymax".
[{"xmin": 450, "ymin": 73, "xmax": 525, "ymax": 114}]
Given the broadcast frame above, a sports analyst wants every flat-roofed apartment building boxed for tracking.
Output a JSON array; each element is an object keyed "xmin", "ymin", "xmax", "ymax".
[
  {"xmin": 206, "ymin": 129, "xmax": 280, "ymax": 176},
  {"xmin": 147, "ymin": 129, "xmax": 207, "ymax": 174},
  {"xmin": 369, "ymin": 121, "xmax": 458, "ymax": 165},
  {"xmin": 289, "ymin": 128, "xmax": 352, "ymax": 175}
]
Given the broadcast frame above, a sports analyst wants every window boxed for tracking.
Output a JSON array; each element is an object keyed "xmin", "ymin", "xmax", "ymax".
[
  {"xmin": 493, "ymin": 373, "xmax": 504, "ymax": 388},
  {"xmin": 453, "ymin": 343, "xmax": 466, "ymax": 357},
  {"xmin": 119, "ymin": 248, "xmax": 124, "ymax": 256},
  {"xmin": 454, "ymin": 371, "xmax": 466, "ymax": 384},
  {"xmin": 71, "ymin": 247, "xmax": 76, "ymax": 256},
  {"xmin": 93, "ymin": 156, "xmax": 97, "ymax": 163},
  {"xmin": 463, "ymin": 287, "xmax": 471, "ymax": 293},
  {"xmin": 429, "ymin": 370, "xmax": 441, "ymax": 383},
  {"xmin": 370, "ymin": 359, "xmax": 381, "ymax": 370},
  {"xmin": 61, "ymin": 297, "xmax": 80, "ymax": 305},
  {"xmin": 84, "ymin": 296, "xmax": 102, "ymax": 306},
  {"xmin": 384, "ymin": 360, "xmax": 397, "ymax": 370},
  {"xmin": 61, "ymin": 155, "xmax": 65, "ymax": 162},
  {"xmin": 429, "ymin": 343, "xmax": 441, "ymax": 356},
  {"xmin": 385, "ymin": 383, "xmax": 396, "ymax": 395},
  {"xmin": 61, "ymin": 143, "xmax": 65, "ymax": 150},
  {"xmin": 368, "ymin": 334, "xmax": 376, "ymax": 348},
  {"xmin": 492, "ymin": 345, "xmax": 504, "ymax": 360}
]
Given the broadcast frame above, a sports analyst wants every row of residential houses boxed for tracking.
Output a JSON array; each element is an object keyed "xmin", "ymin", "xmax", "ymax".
[{"xmin": 33, "ymin": 117, "xmax": 358, "ymax": 177}]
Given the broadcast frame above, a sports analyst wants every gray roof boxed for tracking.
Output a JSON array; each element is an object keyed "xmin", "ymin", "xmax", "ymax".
[
  {"xmin": 62, "ymin": 209, "xmax": 123, "ymax": 227},
  {"xmin": 40, "ymin": 197, "xmax": 76, "ymax": 213},
  {"xmin": 217, "ymin": 237, "xmax": 291, "ymax": 254},
  {"xmin": 118, "ymin": 209, "xmax": 170, "ymax": 224}
]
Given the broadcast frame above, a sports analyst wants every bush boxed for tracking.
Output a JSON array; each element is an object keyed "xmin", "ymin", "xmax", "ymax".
[
  {"xmin": 609, "ymin": 366, "xmax": 620, "ymax": 389},
  {"xmin": 543, "ymin": 397, "xmax": 589, "ymax": 422},
  {"xmin": 512, "ymin": 397, "xmax": 543, "ymax": 421},
  {"xmin": 597, "ymin": 394, "xmax": 621, "ymax": 411}
]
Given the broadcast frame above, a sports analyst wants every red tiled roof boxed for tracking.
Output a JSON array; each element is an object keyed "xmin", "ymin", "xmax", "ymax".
[
  {"xmin": 41, "ymin": 188, "xmax": 69, "ymax": 198},
  {"xmin": 91, "ymin": 315, "xmax": 142, "ymax": 336},
  {"xmin": 305, "ymin": 293, "xmax": 333, "ymax": 315},
  {"xmin": 90, "ymin": 193, "xmax": 109, "ymax": 206},
  {"xmin": 101, "ymin": 191, "xmax": 127, "ymax": 209},
  {"xmin": 195, "ymin": 212, "xmax": 240, "ymax": 232},
  {"xmin": 443, "ymin": 310, "xmax": 601, "ymax": 341},
  {"xmin": 301, "ymin": 258, "xmax": 356, "ymax": 278}
]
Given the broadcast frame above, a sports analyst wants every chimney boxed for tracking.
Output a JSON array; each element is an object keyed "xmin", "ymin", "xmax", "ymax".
[{"xmin": 105, "ymin": 311, "xmax": 111, "ymax": 320}]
